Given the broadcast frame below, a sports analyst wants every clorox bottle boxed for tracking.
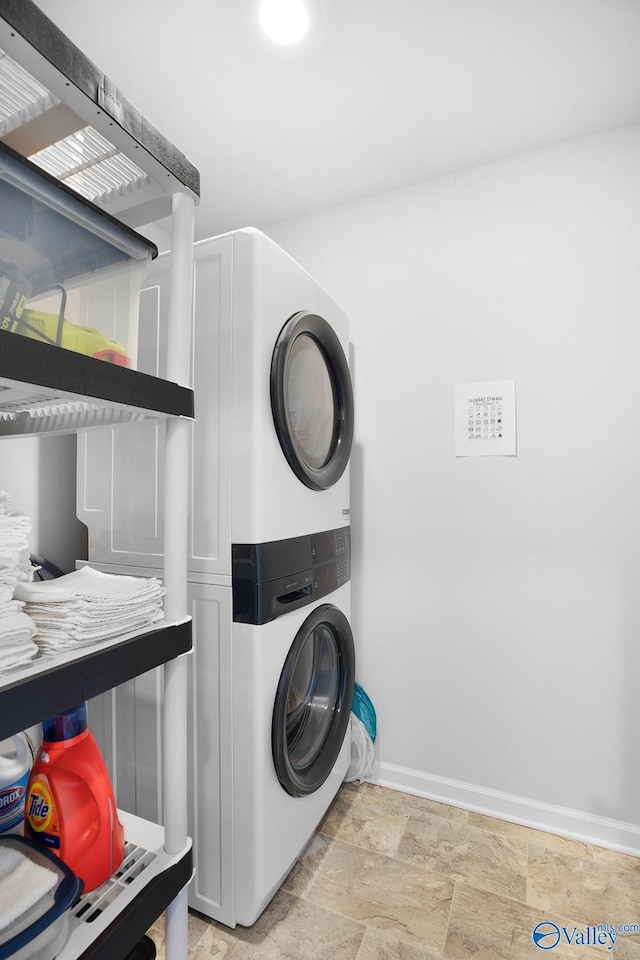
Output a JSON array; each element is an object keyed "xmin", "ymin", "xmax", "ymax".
[
  {"xmin": 0, "ymin": 733, "xmax": 32, "ymax": 835},
  {"xmin": 25, "ymin": 704, "xmax": 125, "ymax": 892}
]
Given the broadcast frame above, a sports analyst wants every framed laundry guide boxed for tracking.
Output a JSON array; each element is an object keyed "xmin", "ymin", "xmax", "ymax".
[{"xmin": 454, "ymin": 379, "xmax": 517, "ymax": 457}]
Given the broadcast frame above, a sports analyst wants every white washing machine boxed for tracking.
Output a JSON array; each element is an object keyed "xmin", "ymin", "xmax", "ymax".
[
  {"xmin": 78, "ymin": 228, "xmax": 354, "ymax": 575},
  {"xmin": 230, "ymin": 557, "xmax": 354, "ymax": 927},
  {"xmin": 90, "ymin": 542, "xmax": 354, "ymax": 928}
]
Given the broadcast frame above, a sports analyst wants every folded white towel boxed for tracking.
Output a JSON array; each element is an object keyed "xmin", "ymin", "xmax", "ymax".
[
  {"xmin": 0, "ymin": 640, "xmax": 38, "ymax": 670},
  {"xmin": 15, "ymin": 566, "xmax": 164, "ymax": 604},
  {"xmin": 0, "ymin": 533, "xmax": 30, "ymax": 549},
  {"xmin": 0, "ymin": 545, "xmax": 30, "ymax": 558},
  {"xmin": 27, "ymin": 608, "xmax": 164, "ymax": 631},
  {"xmin": 28, "ymin": 595, "xmax": 163, "ymax": 623},
  {"xmin": 0, "ymin": 517, "xmax": 30, "ymax": 530},
  {"xmin": 0, "ymin": 612, "xmax": 36, "ymax": 641},
  {"xmin": 0, "ymin": 572, "xmax": 31, "ymax": 590},
  {"xmin": 0, "ymin": 636, "xmax": 37, "ymax": 655},
  {"xmin": 0, "ymin": 553, "xmax": 24, "ymax": 577},
  {"xmin": 0, "ymin": 616, "xmax": 38, "ymax": 667},
  {"xmin": 35, "ymin": 610, "xmax": 163, "ymax": 647},
  {"xmin": 14, "ymin": 567, "xmax": 164, "ymax": 657},
  {"xmin": 0, "ymin": 844, "xmax": 58, "ymax": 932},
  {"xmin": 29, "ymin": 599, "xmax": 162, "ymax": 623},
  {"xmin": 0, "ymin": 600, "xmax": 25, "ymax": 618},
  {"xmin": 0, "ymin": 559, "xmax": 32, "ymax": 577},
  {"xmin": 0, "ymin": 519, "xmax": 30, "ymax": 530},
  {"xmin": 25, "ymin": 589, "xmax": 164, "ymax": 614}
]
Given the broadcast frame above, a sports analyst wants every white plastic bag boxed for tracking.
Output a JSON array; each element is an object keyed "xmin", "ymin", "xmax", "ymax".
[{"xmin": 344, "ymin": 712, "xmax": 374, "ymax": 784}]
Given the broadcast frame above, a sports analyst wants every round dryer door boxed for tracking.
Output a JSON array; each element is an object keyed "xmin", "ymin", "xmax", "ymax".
[
  {"xmin": 272, "ymin": 604, "xmax": 355, "ymax": 797},
  {"xmin": 271, "ymin": 311, "xmax": 354, "ymax": 490}
]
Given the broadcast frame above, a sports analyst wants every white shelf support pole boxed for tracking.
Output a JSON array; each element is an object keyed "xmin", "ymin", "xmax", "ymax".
[
  {"xmin": 164, "ymin": 189, "xmax": 194, "ymax": 830},
  {"xmin": 163, "ymin": 190, "xmax": 195, "ymax": 960},
  {"xmin": 164, "ymin": 885, "xmax": 190, "ymax": 960}
]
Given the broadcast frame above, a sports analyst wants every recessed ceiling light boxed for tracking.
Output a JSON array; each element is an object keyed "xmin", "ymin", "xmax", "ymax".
[{"xmin": 259, "ymin": 0, "xmax": 310, "ymax": 44}]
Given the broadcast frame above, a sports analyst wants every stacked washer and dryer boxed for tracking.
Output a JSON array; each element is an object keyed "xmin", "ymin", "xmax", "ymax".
[{"xmin": 78, "ymin": 229, "xmax": 356, "ymax": 927}]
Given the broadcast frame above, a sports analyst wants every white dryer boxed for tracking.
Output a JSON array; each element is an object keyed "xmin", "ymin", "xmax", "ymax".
[
  {"xmin": 230, "ymin": 229, "xmax": 353, "ymax": 546},
  {"xmin": 78, "ymin": 228, "xmax": 354, "ymax": 574}
]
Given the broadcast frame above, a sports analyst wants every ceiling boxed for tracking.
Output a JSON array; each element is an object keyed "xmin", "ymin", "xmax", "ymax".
[{"xmin": 34, "ymin": 0, "xmax": 640, "ymax": 242}]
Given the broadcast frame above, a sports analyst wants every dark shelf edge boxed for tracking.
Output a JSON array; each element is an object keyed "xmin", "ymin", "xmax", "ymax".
[
  {"xmin": 0, "ymin": 331, "xmax": 194, "ymax": 420},
  {"xmin": 0, "ymin": 0, "xmax": 200, "ymax": 198},
  {"xmin": 0, "ymin": 620, "xmax": 192, "ymax": 739},
  {"xmin": 77, "ymin": 848, "xmax": 193, "ymax": 960}
]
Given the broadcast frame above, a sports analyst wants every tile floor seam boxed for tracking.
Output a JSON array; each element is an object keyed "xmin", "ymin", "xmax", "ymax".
[
  {"xmin": 297, "ymin": 877, "xmax": 370, "ymax": 928},
  {"xmin": 346, "ymin": 784, "xmax": 473, "ymax": 822},
  {"xmin": 301, "ymin": 850, "xmax": 457, "ymax": 955},
  {"xmin": 352, "ymin": 924, "xmax": 372, "ymax": 960},
  {"xmin": 321, "ymin": 827, "xmax": 534, "ymax": 910},
  {"xmin": 393, "ymin": 833, "xmax": 529, "ymax": 905},
  {"xmin": 317, "ymin": 829, "xmax": 404, "ymax": 861},
  {"xmin": 472, "ymin": 880, "xmax": 621, "ymax": 943},
  {"xmin": 317, "ymin": 829, "xmax": 464, "ymax": 886},
  {"xmin": 448, "ymin": 876, "xmax": 535, "ymax": 909},
  {"xmin": 323, "ymin": 815, "xmax": 411, "ymax": 859},
  {"xmin": 292, "ymin": 882, "xmax": 372, "ymax": 948},
  {"xmin": 439, "ymin": 877, "xmax": 458, "ymax": 960},
  {"xmin": 186, "ymin": 912, "xmax": 215, "ymax": 954},
  {"xmin": 297, "ymin": 836, "xmax": 421, "ymax": 944},
  {"xmin": 524, "ymin": 846, "xmax": 640, "ymax": 919}
]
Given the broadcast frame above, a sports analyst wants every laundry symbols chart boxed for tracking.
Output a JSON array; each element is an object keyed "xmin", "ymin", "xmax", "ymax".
[{"xmin": 454, "ymin": 379, "xmax": 517, "ymax": 457}]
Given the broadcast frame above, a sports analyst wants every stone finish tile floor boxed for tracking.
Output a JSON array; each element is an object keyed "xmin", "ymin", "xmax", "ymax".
[{"xmin": 149, "ymin": 782, "xmax": 640, "ymax": 959}]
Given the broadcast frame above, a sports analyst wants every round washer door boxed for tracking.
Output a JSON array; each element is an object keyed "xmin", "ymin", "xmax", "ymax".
[
  {"xmin": 271, "ymin": 311, "xmax": 354, "ymax": 490},
  {"xmin": 272, "ymin": 604, "xmax": 355, "ymax": 797}
]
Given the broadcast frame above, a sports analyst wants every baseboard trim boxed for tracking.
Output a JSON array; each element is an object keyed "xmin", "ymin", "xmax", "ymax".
[{"xmin": 370, "ymin": 760, "xmax": 640, "ymax": 857}]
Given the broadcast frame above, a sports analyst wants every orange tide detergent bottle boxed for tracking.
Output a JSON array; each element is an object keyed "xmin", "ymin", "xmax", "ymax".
[{"xmin": 24, "ymin": 704, "xmax": 124, "ymax": 892}]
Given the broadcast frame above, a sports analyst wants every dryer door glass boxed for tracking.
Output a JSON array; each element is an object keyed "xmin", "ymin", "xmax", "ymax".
[
  {"xmin": 271, "ymin": 312, "xmax": 354, "ymax": 490},
  {"xmin": 272, "ymin": 604, "xmax": 355, "ymax": 797},
  {"xmin": 287, "ymin": 334, "xmax": 335, "ymax": 470}
]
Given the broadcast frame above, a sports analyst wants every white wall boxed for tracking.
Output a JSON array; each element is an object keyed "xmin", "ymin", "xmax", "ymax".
[
  {"xmin": 4, "ymin": 124, "xmax": 639, "ymax": 848},
  {"xmin": 267, "ymin": 125, "xmax": 640, "ymax": 846},
  {"xmin": 1, "ymin": 436, "xmax": 87, "ymax": 573}
]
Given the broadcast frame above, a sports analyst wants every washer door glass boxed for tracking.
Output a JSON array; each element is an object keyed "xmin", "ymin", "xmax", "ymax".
[
  {"xmin": 271, "ymin": 312, "xmax": 354, "ymax": 490},
  {"xmin": 272, "ymin": 604, "xmax": 355, "ymax": 797}
]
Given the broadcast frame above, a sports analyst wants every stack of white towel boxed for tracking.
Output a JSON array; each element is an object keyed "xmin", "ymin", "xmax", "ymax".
[
  {"xmin": 0, "ymin": 492, "xmax": 37, "ymax": 671},
  {"xmin": 14, "ymin": 565, "xmax": 165, "ymax": 655}
]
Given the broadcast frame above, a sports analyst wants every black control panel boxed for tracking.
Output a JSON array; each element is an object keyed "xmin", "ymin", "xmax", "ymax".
[{"xmin": 232, "ymin": 526, "xmax": 351, "ymax": 624}]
